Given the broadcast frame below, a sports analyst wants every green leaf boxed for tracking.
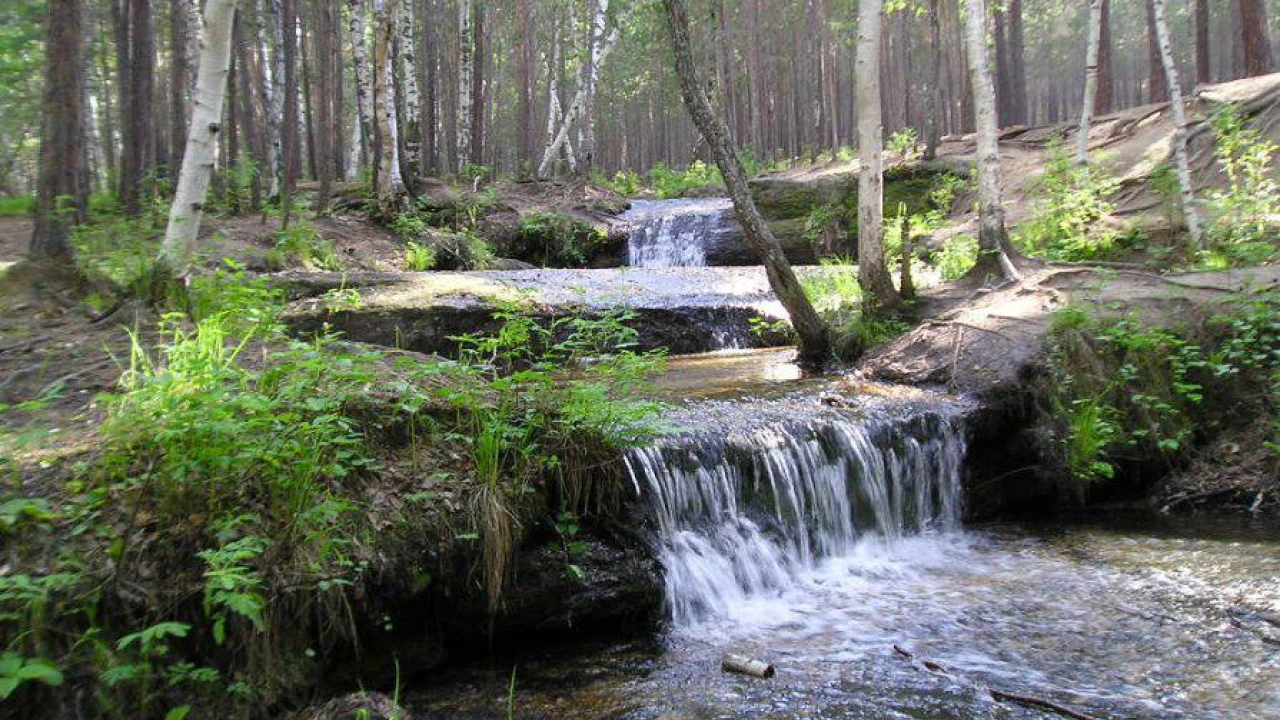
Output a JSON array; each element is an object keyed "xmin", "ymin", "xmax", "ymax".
[{"xmin": 165, "ymin": 706, "xmax": 192, "ymax": 720}]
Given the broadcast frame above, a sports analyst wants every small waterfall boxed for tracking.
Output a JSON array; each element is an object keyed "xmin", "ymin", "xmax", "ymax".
[
  {"xmin": 625, "ymin": 409, "xmax": 965, "ymax": 626},
  {"xmin": 622, "ymin": 198, "xmax": 735, "ymax": 267}
]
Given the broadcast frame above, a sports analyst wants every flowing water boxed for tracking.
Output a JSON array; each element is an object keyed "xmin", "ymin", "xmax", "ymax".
[
  {"xmin": 408, "ymin": 359, "xmax": 1280, "ymax": 720},
  {"xmin": 622, "ymin": 198, "xmax": 735, "ymax": 267}
]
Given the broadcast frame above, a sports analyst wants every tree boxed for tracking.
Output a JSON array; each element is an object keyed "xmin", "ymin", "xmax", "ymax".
[
  {"xmin": 962, "ymin": 0, "xmax": 1018, "ymax": 282},
  {"xmin": 372, "ymin": 0, "xmax": 404, "ymax": 212},
  {"xmin": 855, "ymin": 0, "xmax": 899, "ymax": 311},
  {"xmin": 1239, "ymin": 0, "xmax": 1272, "ymax": 77},
  {"xmin": 1077, "ymin": 0, "xmax": 1104, "ymax": 165},
  {"xmin": 116, "ymin": 0, "xmax": 157, "ymax": 215},
  {"xmin": 1095, "ymin": 0, "xmax": 1113, "ymax": 115},
  {"xmin": 660, "ymin": 0, "xmax": 830, "ymax": 361},
  {"xmin": 1146, "ymin": 1, "xmax": 1168, "ymax": 103},
  {"xmin": 1195, "ymin": 0, "xmax": 1210, "ymax": 85},
  {"xmin": 160, "ymin": 0, "xmax": 242, "ymax": 275},
  {"xmin": 1150, "ymin": 0, "xmax": 1203, "ymax": 245},
  {"xmin": 30, "ymin": 0, "xmax": 86, "ymax": 265}
]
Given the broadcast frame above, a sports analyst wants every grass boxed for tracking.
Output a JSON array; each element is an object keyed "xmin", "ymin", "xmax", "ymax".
[{"xmin": 0, "ymin": 196, "xmax": 34, "ymax": 217}]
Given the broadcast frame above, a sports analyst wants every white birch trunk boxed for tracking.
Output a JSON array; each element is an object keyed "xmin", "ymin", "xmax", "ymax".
[
  {"xmin": 1077, "ymin": 0, "xmax": 1104, "ymax": 164},
  {"xmin": 372, "ymin": 0, "xmax": 403, "ymax": 204},
  {"xmin": 398, "ymin": 0, "xmax": 420, "ymax": 139},
  {"xmin": 537, "ymin": 12, "xmax": 623, "ymax": 178},
  {"xmin": 456, "ymin": 0, "xmax": 473, "ymax": 170},
  {"xmin": 161, "ymin": 0, "xmax": 241, "ymax": 274},
  {"xmin": 1150, "ymin": 0, "xmax": 1203, "ymax": 244},
  {"xmin": 576, "ymin": 0, "xmax": 609, "ymax": 173},
  {"xmin": 347, "ymin": 0, "xmax": 375, "ymax": 182},
  {"xmin": 855, "ymin": 0, "xmax": 897, "ymax": 305},
  {"xmin": 963, "ymin": 0, "xmax": 1019, "ymax": 281}
]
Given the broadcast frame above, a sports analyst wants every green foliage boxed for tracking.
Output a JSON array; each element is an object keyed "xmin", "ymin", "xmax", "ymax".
[
  {"xmin": 404, "ymin": 240, "xmax": 437, "ymax": 271},
  {"xmin": 593, "ymin": 169, "xmax": 642, "ymax": 196},
  {"xmin": 0, "ymin": 652, "xmax": 64, "ymax": 699},
  {"xmin": 267, "ymin": 221, "xmax": 342, "ymax": 271},
  {"xmin": 0, "ymin": 195, "xmax": 34, "ymax": 216},
  {"xmin": 932, "ymin": 234, "xmax": 980, "ymax": 280},
  {"xmin": 72, "ymin": 216, "xmax": 162, "ymax": 292},
  {"xmin": 1045, "ymin": 294, "xmax": 1280, "ymax": 483},
  {"xmin": 887, "ymin": 127, "xmax": 920, "ymax": 160},
  {"xmin": 800, "ymin": 260, "xmax": 909, "ymax": 358},
  {"xmin": 517, "ymin": 212, "xmax": 609, "ymax": 267},
  {"xmin": 1016, "ymin": 142, "xmax": 1122, "ymax": 261},
  {"xmin": 1202, "ymin": 104, "xmax": 1280, "ymax": 265},
  {"xmin": 649, "ymin": 161, "xmax": 723, "ymax": 199}
]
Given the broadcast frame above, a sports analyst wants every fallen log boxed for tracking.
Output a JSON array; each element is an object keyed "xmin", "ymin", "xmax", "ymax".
[{"xmin": 721, "ymin": 654, "xmax": 775, "ymax": 678}]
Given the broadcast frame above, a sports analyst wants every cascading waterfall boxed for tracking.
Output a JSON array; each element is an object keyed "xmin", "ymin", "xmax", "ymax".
[
  {"xmin": 625, "ymin": 409, "xmax": 965, "ymax": 626},
  {"xmin": 622, "ymin": 198, "xmax": 735, "ymax": 267}
]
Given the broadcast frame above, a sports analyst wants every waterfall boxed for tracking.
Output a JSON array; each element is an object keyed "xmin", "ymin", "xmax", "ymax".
[
  {"xmin": 622, "ymin": 198, "xmax": 735, "ymax": 267},
  {"xmin": 625, "ymin": 408, "xmax": 965, "ymax": 627}
]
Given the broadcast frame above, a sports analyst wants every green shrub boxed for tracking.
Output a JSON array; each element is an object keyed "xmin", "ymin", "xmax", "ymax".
[
  {"xmin": 405, "ymin": 240, "xmax": 437, "ymax": 271},
  {"xmin": 887, "ymin": 127, "xmax": 920, "ymax": 160},
  {"xmin": 1203, "ymin": 104, "xmax": 1280, "ymax": 265},
  {"xmin": 267, "ymin": 221, "xmax": 341, "ymax": 271},
  {"xmin": 1044, "ymin": 294, "xmax": 1280, "ymax": 483},
  {"xmin": 800, "ymin": 259, "xmax": 908, "ymax": 358},
  {"xmin": 649, "ymin": 160, "xmax": 723, "ymax": 199},
  {"xmin": 0, "ymin": 195, "xmax": 34, "ymax": 217},
  {"xmin": 1016, "ymin": 142, "xmax": 1122, "ymax": 261},
  {"xmin": 517, "ymin": 212, "xmax": 608, "ymax": 267},
  {"xmin": 932, "ymin": 234, "xmax": 979, "ymax": 280}
]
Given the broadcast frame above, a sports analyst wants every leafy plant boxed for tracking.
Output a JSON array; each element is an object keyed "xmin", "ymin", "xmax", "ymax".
[
  {"xmin": 931, "ymin": 234, "xmax": 979, "ymax": 280},
  {"xmin": 1203, "ymin": 104, "xmax": 1280, "ymax": 265},
  {"xmin": 649, "ymin": 161, "xmax": 723, "ymax": 199},
  {"xmin": 267, "ymin": 222, "xmax": 342, "ymax": 271},
  {"xmin": 887, "ymin": 127, "xmax": 920, "ymax": 160},
  {"xmin": 405, "ymin": 240, "xmax": 437, "ymax": 271},
  {"xmin": 1016, "ymin": 141, "xmax": 1122, "ymax": 261}
]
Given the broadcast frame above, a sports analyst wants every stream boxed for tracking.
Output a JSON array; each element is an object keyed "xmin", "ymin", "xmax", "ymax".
[
  {"xmin": 406, "ymin": 349, "xmax": 1280, "ymax": 720},
  {"xmin": 406, "ymin": 201, "xmax": 1277, "ymax": 719}
]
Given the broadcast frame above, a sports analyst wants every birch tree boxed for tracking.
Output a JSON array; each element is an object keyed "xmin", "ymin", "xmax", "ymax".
[
  {"xmin": 962, "ymin": 0, "xmax": 1018, "ymax": 282},
  {"xmin": 347, "ymin": 0, "xmax": 374, "ymax": 181},
  {"xmin": 456, "ymin": 0, "xmax": 473, "ymax": 170},
  {"xmin": 1077, "ymin": 0, "xmax": 1104, "ymax": 165},
  {"xmin": 1150, "ymin": 0, "xmax": 1203, "ymax": 244},
  {"xmin": 537, "ymin": 0, "xmax": 623, "ymax": 178},
  {"xmin": 661, "ymin": 0, "xmax": 830, "ymax": 362},
  {"xmin": 372, "ymin": 0, "xmax": 404, "ymax": 213},
  {"xmin": 160, "ymin": 0, "xmax": 241, "ymax": 275},
  {"xmin": 855, "ymin": 0, "xmax": 899, "ymax": 310}
]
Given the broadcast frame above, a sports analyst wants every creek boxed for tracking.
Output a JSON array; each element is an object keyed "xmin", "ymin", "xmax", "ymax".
[{"xmin": 403, "ymin": 198, "xmax": 1278, "ymax": 719}]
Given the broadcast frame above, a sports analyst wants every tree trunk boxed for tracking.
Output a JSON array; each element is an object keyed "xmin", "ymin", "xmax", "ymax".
[
  {"xmin": 923, "ymin": 0, "xmax": 943, "ymax": 160},
  {"xmin": 962, "ymin": 0, "xmax": 1018, "ymax": 282},
  {"xmin": 1146, "ymin": 1, "xmax": 1168, "ymax": 103},
  {"xmin": 577, "ymin": 0, "xmax": 608, "ymax": 175},
  {"xmin": 1077, "ymin": 0, "xmax": 1104, "ymax": 165},
  {"xmin": 258, "ymin": 0, "xmax": 283, "ymax": 198},
  {"xmin": 1150, "ymin": 0, "xmax": 1203, "ymax": 245},
  {"xmin": 117, "ymin": 0, "xmax": 156, "ymax": 215},
  {"xmin": 1095, "ymin": 0, "xmax": 1113, "ymax": 115},
  {"xmin": 347, "ymin": 0, "xmax": 374, "ymax": 181},
  {"xmin": 312, "ymin": 0, "xmax": 334, "ymax": 212},
  {"xmin": 515, "ymin": 0, "xmax": 533, "ymax": 175},
  {"xmin": 537, "ymin": 8, "xmax": 622, "ymax": 178},
  {"xmin": 1240, "ymin": 0, "xmax": 1273, "ymax": 77},
  {"xmin": 281, "ymin": 0, "xmax": 298, "ymax": 228},
  {"xmin": 469, "ymin": 1, "xmax": 485, "ymax": 167},
  {"xmin": 160, "ymin": 0, "xmax": 241, "ymax": 275},
  {"xmin": 372, "ymin": 0, "xmax": 403, "ymax": 213},
  {"xmin": 31, "ymin": 0, "xmax": 87, "ymax": 264},
  {"xmin": 169, "ymin": 0, "xmax": 191, "ymax": 170},
  {"xmin": 1008, "ymin": 0, "xmax": 1026, "ymax": 125},
  {"xmin": 661, "ymin": 0, "xmax": 830, "ymax": 362},
  {"xmin": 855, "ymin": 0, "xmax": 899, "ymax": 312},
  {"xmin": 1195, "ymin": 0, "xmax": 1210, "ymax": 84},
  {"xmin": 420, "ymin": 0, "xmax": 438, "ymax": 174},
  {"xmin": 456, "ymin": 0, "xmax": 472, "ymax": 171}
]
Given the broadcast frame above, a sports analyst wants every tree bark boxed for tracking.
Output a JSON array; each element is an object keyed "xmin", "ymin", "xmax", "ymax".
[
  {"xmin": 347, "ymin": 0, "xmax": 374, "ymax": 181},
  {"xmin": 456, "ymin": 0, "xmax": 473, "ymax": 171},
  {"xmin": 922, "ymin": 0, "xmax": 943, "ymax": 160},
  {"xmin": 537, "ymin": 7, "xmax": 622, "ymax": 178},
  {"xmin": 1146, "ymin": 1, "xmax": 1168, "ymax": 104},
  {"xmin": 1095, "ymin": 0, "xmax": 1113, "ymax": 115},
  {"xmin": 31, "ymin": 0, "xmax": 87, "ymax": 264},
  {"xmin": 1240, "ymin": 0, "xmax": 1273, "ymax": 77},
  {"xmin": 661, "ymin": 0, "xmax": 830, "ymax": 362},
  {"xmin": 1195, "ymin": 0, "xmax": 1210, "ymax": 85},
  {"xmin": 962, "ymin": 0, "xmax": 1018, "ymax": 283},
  {"xmin": 281, "ymin": 0, "xmax": 298, "ymax": 228},
  {"xmin": 1077, "ymin": 0, "xmax": 1104, "ymax": 165},
  {"xmin": 371, "ymin": 0, "xmax": 403, "ymax": 213},
  {"xmin": 1150, "ymin": 0, "xmax": 1203, "ymax": 245},
  {"xmin": 855, "ymin": 0, "xmax": 899, "ymax": 312},
  {"xmin": 160, "ymin": 0, "xmax": 241, "ymax": 275},
  {"xmin": 515, "ymin": 0, "xmax": 533, "ymax": 175}
]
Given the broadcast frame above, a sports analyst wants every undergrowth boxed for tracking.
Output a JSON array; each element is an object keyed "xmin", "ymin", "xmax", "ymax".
[
  {"xmin": 1016, "ymin": 142, "xmax": 1124, "ymax": 262},
  {"xmin": 1, "ymin": 267, "xmax": 666, "ymax": 718},
  {"xmin": 1043, "ymin": 291, "xmax": 1280, "ymax": 485},
  {"xmin": 1201, "ymin": 104, "xmax": 1280, "ymax": 268}
]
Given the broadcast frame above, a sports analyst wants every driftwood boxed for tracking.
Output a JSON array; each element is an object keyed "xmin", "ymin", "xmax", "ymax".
[
  {"xmin": 891, "ymin": 644, "xmax": 1099, "ymax": 720},
  {"xmin": 721, "ymin": 654, "xmax": 775, "ymax": 678}
]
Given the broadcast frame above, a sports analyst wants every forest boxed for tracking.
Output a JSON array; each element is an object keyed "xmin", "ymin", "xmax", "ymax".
[{"xmin": 3, "ymin": 0, "xmax": 1280, "ymax": 719}]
